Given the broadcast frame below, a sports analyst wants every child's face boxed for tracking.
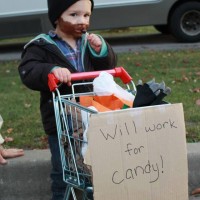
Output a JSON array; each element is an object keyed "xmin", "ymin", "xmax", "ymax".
[{"xmin": 56, "ymin": 0, "xmax": 92, "ymax": 38}]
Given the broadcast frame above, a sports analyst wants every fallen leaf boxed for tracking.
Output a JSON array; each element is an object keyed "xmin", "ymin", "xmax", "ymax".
[
  {"xmin": 135, "ymin": 62, "xmax": 142, "ymax": 67},
  {"xmin": 40, "ymin": 135, "xmax": 49, "ymax": 149},
  {"xmin": 7, "ymin": 128, "xmax": 13, "ymax": 134},
  {"xmin": 196, "ymin": 99, "xmax": 200, "ymax": 106},
  {"xmin": 182, "ymin": 75, "xmax": 189, "ymax": 81},
  {"xmin": 196, "ymin": 72, "xmax": 200, "ymax": 76},
  {"xmin": 134, "ymin": 52, "xmax": 140, "ymax": 55},
  {"xmin": 24, "ymin": 103, "xmax": 31, "ymax": 108},
  {"xmin": 193, "ymin": 88, "xmax": 200, "ymax": 93},
  {"xmin": 183, "ymin": 59, "xmax": 189, "ymax": 64}
]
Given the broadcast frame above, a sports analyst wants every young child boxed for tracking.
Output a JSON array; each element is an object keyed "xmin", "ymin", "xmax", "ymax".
[{"xmin": 18, "ymin": 0, "xmax": 117, "ymax": 199}]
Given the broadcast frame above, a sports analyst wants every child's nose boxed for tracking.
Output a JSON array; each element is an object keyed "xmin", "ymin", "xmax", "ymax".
[{"xmin": 77, "ymin": 16, "xmax": 88, "ymax": 24}]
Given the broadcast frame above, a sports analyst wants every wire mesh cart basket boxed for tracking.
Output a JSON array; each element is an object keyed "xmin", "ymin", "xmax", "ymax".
[{"xmin": 48, "ymin": 67, "xmax": 136, "ymax": 200}]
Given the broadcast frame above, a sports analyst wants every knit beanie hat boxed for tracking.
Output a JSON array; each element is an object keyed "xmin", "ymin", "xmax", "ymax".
[{"xmin": 48, "ymin": 0, "xmax": 94, "ymax": 28}]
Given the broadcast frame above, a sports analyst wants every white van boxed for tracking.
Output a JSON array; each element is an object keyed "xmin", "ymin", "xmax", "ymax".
[{"xmin": 0, "ymin": 0, "xmax": 200, "ymax": 42}]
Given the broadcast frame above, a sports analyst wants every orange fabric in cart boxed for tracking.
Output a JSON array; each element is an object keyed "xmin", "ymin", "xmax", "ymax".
[{"xmin": 80, "ymin": 95, "xmax": 133, "ymax": 112}]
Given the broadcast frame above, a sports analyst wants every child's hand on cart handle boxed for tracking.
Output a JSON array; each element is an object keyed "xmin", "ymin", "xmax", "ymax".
[
  {"xmin": 48, "ymin": 67, "xmax": 134, "ymax": 92},
  {"xmin": 51, "ymin": 67, "xmax": 71, "ymax": 87}
]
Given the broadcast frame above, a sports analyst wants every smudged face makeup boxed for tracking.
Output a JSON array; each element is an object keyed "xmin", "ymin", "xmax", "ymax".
[
  {"xmin": 57, "ymin": 17, "xmax": 89, "ymax": 37},
  {"xmin": 56, "ymin": 0, "xmax": 91, "ymax": 38}
]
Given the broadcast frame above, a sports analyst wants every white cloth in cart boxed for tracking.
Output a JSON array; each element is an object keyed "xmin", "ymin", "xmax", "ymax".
[
  {"xmin": 81, "ymin": 106, "xmax": 97, "ymax": 157},
  {"xmin": 93, "ymin": 71, "xmax": 135, "ymax": 101}
]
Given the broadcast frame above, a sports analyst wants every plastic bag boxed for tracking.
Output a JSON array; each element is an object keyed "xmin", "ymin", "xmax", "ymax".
[{"xmin": 93, "ymin": 72, "xmax": 135, "ymax": 102}]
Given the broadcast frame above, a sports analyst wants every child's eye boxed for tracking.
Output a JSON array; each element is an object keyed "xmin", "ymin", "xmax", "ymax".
[
  {"xmin": 84, "ymin": 13, "xmax": 91, "ymax": 19},
  {"xmin": 70, "ymin": 13, "xmax": 77, "ymax": 17}
]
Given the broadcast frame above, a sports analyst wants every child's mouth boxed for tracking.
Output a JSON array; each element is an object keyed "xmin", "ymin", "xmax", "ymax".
[{"xmin": 81, "ymin": 30, "xmax": 87, "ymax": 34}]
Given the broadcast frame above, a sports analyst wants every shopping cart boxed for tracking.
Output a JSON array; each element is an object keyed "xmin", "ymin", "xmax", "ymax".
[{"xmin": 48, "ymin": 67, "xmax": 136, "ymax": 200}]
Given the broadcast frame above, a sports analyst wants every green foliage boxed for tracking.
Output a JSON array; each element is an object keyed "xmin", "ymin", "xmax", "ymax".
[
  {"xmin": 0, "ymin": 60, "xmax": 46, "ymax": 149},
  {"xmin": 0, "ymin": 49, "xmax": 199, "ymax": 149}
]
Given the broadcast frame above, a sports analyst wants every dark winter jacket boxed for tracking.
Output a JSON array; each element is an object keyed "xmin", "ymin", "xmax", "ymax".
[{"xmin": 18, "ymin": 33, "xmax": 117, "ymax": 135}]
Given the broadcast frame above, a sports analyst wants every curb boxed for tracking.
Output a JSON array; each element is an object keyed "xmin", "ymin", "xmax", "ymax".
[
  {"xmin": 0, "ymin": 144, "xmax": 200, "ymax": 200},
  {"xmin": 0, "ymin": 149, "xmax": 51, "ymax": 200}
]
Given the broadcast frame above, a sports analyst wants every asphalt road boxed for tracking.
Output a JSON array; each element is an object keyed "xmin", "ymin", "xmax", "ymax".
[
  {"xmin": 0, "ymin": 33, "xmax": 200, "ymax": 61},
  {"xmin": 108, "ymin": 33, "xmax": 200, "ymax": 53}
]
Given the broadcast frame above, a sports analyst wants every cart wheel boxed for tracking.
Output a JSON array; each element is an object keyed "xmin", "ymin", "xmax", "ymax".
[{"xmin": 85, "ymin": 186, "xmax": 93, "ymax": 200}]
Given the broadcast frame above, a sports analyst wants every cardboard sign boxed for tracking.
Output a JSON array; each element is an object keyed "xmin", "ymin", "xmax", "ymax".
[{"xmin": 85, "ymin": 103, "xmax": 188, "ymax": 200}]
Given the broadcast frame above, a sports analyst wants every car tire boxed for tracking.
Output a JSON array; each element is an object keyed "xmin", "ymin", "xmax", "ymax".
[
  {"xmin": 154, "ymin": 25, "xmax": 170, "ymax": 34},
  {"xmin": 169, "ymin": 1, "xmax": 200, "ymax": 42}
]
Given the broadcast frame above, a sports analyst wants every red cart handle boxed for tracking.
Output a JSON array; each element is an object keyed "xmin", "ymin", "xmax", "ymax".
[{"xmin": 48, "ymin": 66, "xmax": 132, "ymax": 92}]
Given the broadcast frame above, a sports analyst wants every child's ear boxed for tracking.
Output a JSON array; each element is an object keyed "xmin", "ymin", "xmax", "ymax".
[{"xmin": 55, "ymin": 20, "xmax": 58, "ymax": 26}]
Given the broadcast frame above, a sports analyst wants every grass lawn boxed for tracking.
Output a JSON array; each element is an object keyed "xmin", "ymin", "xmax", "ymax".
[{"xmin": 0, "ymin": 28, "xmax": 199, "ymax": 149}]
